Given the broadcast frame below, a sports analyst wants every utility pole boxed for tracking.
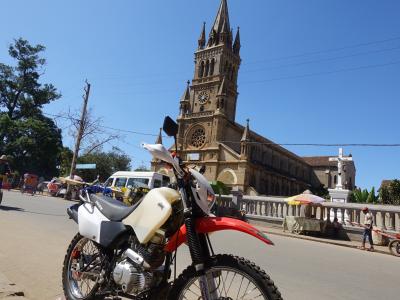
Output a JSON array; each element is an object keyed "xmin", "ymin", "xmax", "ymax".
[{"xmin": 65, "ymin": 80, "xmax": 91, "ymax": 199}]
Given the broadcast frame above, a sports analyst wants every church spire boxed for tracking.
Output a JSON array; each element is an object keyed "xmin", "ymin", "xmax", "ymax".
[
  {"xmin": 241, "ymin": 118, "xmax": 250, "ymax": 142},
  {"xmin": 179, "ymin": 80, "xmax": 191, "ymax": 117},
  {"xmin": 241, "ymin": 119, "xmax": 250, "ymax": 159},
  {"xmin": 207, "ymin": 0, "xmax": 232, "ymax": 47},
  {"xmin": 198, "ymin": 22, "xmax": 206, "ymax": 49},
  {"xmin": 233, "ymin": 27, "xmax": 241, "ymax": 54},
  {"xmin": 181, "ymin": 80, "xmax": 191, "ymax": 101},
  {"xmin": 217, "ymin": 76, "xmax": 227, "ymax": 95},
  {"xmin": 155, "ymin": 128, "xmax": 163, "ymax": 144}
]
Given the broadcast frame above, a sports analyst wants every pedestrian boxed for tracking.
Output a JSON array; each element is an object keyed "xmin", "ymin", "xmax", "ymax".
[
  {"xmin": 332, "ymin": 217, "xmax": 340, "ymax": 239},
  {"xmin": 359, "ymin": 207, "xmax": 374, "ymax": 251},
  {"xmin": 0, "ymin": 155, "xmax": 11, "ymax": 203}
]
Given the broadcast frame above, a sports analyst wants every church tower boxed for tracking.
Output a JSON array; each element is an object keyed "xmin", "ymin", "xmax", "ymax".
[
  {"xmin": 154, "ymin": 0, "xmax": 319, "ymax": 195},
  {"xmin": 177, "ymin": 0, "xmax": 241, "ymax": 154}
]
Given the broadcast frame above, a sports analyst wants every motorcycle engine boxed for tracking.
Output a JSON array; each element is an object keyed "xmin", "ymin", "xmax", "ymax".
[
  {"xmin": 112, "ymin": 231, "xmax": 167, "ymax": 295},
  {"xmin": 112, "ymin": 259, "xmax": 153, "ymax": 295}
]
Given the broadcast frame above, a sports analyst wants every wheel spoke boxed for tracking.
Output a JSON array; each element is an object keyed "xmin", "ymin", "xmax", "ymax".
[
  {"xmin": 179, "ymin": 266, "xmax": 267, "ymax": 300},
  {"xmin": 67, "ymin": 237, "xmax": 102, "ymax": 299},
  {"xmin": 236, "ymin": 276, "xmax": 245, "ymax": 300},
  {"xmin": 227, "ymin": 271, "xmax": 237, "ymax": 295},
  {"xmin": 243, "ymin": 279, "xmax": 252, "ymax": 299}
]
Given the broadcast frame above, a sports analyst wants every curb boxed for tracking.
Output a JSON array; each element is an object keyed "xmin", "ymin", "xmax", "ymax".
[{"xmin": 260, "ymin": 228, "xmax": 391, "ymax": 256}]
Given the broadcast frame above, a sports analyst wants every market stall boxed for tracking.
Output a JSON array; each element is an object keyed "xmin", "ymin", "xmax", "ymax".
[{"xmin": 283, "ymin": 191, "xmax": 327, "ymax": 234}]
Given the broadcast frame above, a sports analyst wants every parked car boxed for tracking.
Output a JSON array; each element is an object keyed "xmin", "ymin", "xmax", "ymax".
[{"xmin": 104, "ymin": 171, "xmax": 170, "ymax": 190}]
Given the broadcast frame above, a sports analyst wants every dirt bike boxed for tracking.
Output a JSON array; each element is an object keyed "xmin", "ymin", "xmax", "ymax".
[{"xmin": 62, "ymin": 116, "xmax": 282, "ymax": 300}]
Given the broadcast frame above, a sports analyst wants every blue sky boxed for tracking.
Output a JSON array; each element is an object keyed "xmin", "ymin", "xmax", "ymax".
[{"xmin": 1, "ymin": 0, "xmax": 399, "ymax": 189}]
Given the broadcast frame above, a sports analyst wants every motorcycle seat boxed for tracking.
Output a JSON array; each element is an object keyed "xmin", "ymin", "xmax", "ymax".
[{"xmin": 90, "ymin": 194, "xmax": 141, "ymax": 221}]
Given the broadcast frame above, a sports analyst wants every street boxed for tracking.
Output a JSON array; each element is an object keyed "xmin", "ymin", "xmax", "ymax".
[{"xmin": 0, "ymin": 191, "xmax": 398, "ymax": 300}]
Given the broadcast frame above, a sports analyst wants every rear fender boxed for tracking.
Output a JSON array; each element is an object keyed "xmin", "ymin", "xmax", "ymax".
[{"xmin": 164, "ymin": 217, "xmax": 273, "ymax": 253}]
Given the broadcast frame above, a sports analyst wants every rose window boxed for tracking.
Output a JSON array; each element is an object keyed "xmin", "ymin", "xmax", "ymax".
[{"xmin": 190, "ymin": 128, "xmax": 206, "ymax": 148}]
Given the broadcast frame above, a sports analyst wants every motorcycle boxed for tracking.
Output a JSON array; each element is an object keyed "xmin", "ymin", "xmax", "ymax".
[{"xmin": 62, "ymin": 116, "xmax": 282, "ymax": 300}]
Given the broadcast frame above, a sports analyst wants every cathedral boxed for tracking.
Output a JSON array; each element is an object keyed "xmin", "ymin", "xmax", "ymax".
[{"xmin": 153, "ymin": 0, "xmax": 323, "ymax": 195}]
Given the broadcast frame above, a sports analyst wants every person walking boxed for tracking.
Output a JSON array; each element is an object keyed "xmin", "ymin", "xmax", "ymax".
[
  {"xmin": 360, "ymin": 207, "xmax": 374, "ymax": 251},
  {"xmin": 0, "ymin": 155, "xmax": 11, "ymax": 204}
]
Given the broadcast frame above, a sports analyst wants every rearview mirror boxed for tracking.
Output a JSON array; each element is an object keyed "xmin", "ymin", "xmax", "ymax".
[{"xmin": 163, "ymin": 116, "xmax": 178, "ymax": 137}]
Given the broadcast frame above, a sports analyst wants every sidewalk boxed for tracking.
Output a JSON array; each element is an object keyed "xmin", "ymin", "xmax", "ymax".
[
  {"xmin": 0, "ymin": 272, "xmax": 29, "ymax": 299},
  {"xmin": 257, "ymin": 224, "xmax": 392, "ymax": 256}
]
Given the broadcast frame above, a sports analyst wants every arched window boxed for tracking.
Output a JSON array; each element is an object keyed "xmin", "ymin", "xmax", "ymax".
[
  {"xmin": 210, "ymin": 59, "xmax": 215, "ymax": 76},
  {"xmin": 220, "ymin": 98, "xmax": 224, "ymax": 108},
  {"xmin": 198, "ymin": 61, "xmax": 204, "ymax": 78},
  {"xmin": 200, "ymin": 105, "xmax": 204, "ymax": 112},
  {"xmin": 205, "ymin": 60, "xmax": 210, "ymax": 77},
  {"xmin": 334, "ymin": 175, "xmax": 337, "ymax": 185},
  {"xmin": 224, "ymin": 61, "xmax": 229, "ymax": 73}
]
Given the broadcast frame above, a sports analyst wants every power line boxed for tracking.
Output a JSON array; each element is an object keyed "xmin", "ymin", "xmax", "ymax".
[
  {"xmin": 240, "ymin": 59, "xmax": 400, "ymax": 85},
  {"xmin": 43, "ymin": 113, "xmax": 400, "ymax": 148},
  {"xmin": 220, "ymin": 141, "xmax": 400, "ymax": 147},
  {"xmin": 69, "ymin": 36, "xmax": 400, "ymax": 83},
  {"xmin": 243, "ymin": 35, "xmax": 400, "ymax": 65},
  {"xmin": 43, "ymin": 112, "xmax": 161, "ymax": 137},
  {"xmin": 241, "ymin": 45, "xmax": 400, "ymax": 74}
]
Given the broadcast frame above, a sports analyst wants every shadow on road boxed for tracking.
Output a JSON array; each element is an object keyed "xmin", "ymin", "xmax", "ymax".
[
  {"xmin": 0, "ymin": 205, "xmax": 24, "ymax": 212},
  {"xmin": 0, "ymin": 205, "xmax": 65, "ymax": 217},
  {"xmin": 23, "ymin": 210, "xmax": 65, "ymax": 217}
]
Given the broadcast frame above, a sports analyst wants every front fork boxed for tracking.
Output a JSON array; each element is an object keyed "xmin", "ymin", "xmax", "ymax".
[{"xmin": 178, "ymin": 184, "xmax": 219, "ymax": 299}]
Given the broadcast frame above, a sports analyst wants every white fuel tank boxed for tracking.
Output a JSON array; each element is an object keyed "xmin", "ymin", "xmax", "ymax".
[{"xmin": 123, "ymin": 187, "xmax": 180, "ymax": 244}]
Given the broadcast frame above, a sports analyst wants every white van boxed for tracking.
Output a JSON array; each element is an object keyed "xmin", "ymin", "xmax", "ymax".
[{"xmin": 104, "ymin": 171, "xmax": 170, "ymax": 189}]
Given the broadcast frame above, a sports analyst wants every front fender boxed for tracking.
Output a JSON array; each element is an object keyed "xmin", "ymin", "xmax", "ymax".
[
  {"xmin": 67, "ymin": 203, "xmax": 80, "ymax": 223},
  {"xmin": 164, "ymin": 217, "xmax": 273, "ymax": 253}
]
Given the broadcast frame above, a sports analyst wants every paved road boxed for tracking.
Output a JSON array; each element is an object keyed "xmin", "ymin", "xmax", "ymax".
[{"xmin": 0, "ymin": 191, "xmax": 398, "ymax": 300}]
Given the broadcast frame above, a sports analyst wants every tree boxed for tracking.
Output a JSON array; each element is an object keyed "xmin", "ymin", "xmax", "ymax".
[
  {"xmin": 0, "ymin": 38, "xmax": 63, "ymax": 178},
  {"xmin": 350, "ymin": 187, "xmax": 378, "ymax": 204},
  {"xmin": 379, "ymin": 179, "xmax": 400, "ymax": 205},
  {"xmin": 65, "ymin": 108, "xmax": 120, "ymax": 156},
  {"xmin": 59, "ymin": 147, "xmax": 73, "ymax": 177},
  {"xmin": 76, "ymin": 147, "xmax": 131, "ymax": 182},
  {"xmin": 134, "ymin": 164, "xmax": 150, "ymax": 171}
]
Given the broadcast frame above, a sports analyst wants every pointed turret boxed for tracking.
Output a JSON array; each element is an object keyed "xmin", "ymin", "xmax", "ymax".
[
  {"xmin": 198, "ymin": 22, "xmax": 206, "ymax": 49},
  {"xmin": 181, "ymin": 80, "xmax": 190, "ymax": 101},
  {"xmin": 216, "ymin": 77, "xmax": 227, "ymax": 112},
  {"xmin": 233, "ymin": 27, "xmax": 241, "ymax": 55},
  {"xmin": 207, "ymin": 0, "xmax": 232, "ymax": 47},
  {"xmin": 217, "ymin": 76, "xmax": 227, "ymax": 95},
  {"xmin": 179, "ymin": 80, "xmax": 191, "ymax": 116},
  {"xmin": 241, "ymin": 118, "xmax": 250, "ymax": 142},
  {"xmin": 241, "ymin": 119, "xmax": 251, "ymax": 159},
  {"xmin": 155, "ymin": 128, "xmax": 163, "ymax": 144}
]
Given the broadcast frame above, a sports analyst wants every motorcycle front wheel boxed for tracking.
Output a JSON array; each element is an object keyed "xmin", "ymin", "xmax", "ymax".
[
  {"xmin": 62, "ymin": 234, "xmax": 105, "ymax": 300},
  {"xmin": 168, "ymin": 254, "xmax": 282, "ymax": 300}
]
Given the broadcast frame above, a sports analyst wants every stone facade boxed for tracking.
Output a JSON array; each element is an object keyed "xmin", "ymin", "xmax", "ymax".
[
  {"xmin": 152, "ymin": 0, "xmax": 325, "ymax": 196},
  {"xmin": 302, "ymin": 156, "xmax": 356, "ymax": 190}
]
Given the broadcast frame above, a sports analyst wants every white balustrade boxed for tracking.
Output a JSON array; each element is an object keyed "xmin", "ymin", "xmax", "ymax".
[{"xmin": 217, "ymin": 194, "xmax": 400, "ymax": 233}]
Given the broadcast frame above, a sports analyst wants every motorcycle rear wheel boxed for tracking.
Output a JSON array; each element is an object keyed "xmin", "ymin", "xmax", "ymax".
[
  {"xmin": 62, "ymin": 234, "xmax": 105, "ymax": 300},
  {"xmin": 168, "ymin": 254, "xmax": 282, "ymax": 300}
]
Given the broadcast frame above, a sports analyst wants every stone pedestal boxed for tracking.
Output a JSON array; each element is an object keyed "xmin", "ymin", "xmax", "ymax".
[{"xmin": 328, "ymin": 188, "xmax": 351, "ymax": 223}]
